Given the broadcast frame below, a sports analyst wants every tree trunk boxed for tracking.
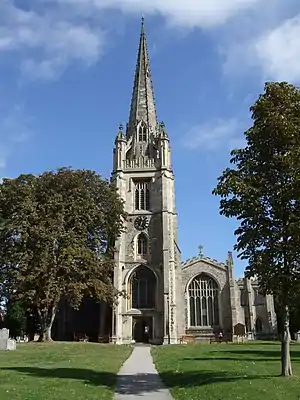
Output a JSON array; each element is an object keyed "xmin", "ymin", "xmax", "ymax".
[
  {"xmin": 281, "ymin": 304, "xmax": 293, "ymax": 376},
  {"xmin": 37, "ymin": 306, "xmax": 56, "ymax": 342},
  {"xmin": 40, "ymin": 325, "xmax": 53, "ymax": 342}
]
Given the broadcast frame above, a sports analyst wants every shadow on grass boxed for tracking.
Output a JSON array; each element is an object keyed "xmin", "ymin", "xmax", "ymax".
[
  {"xmin": 182, "ymin": 348, "xmax": 300, "ymax": 363},
  {"xmin": 2, "ymin": 366, "xmax": 274, "ymax": 395},
  {"xmin": 183, "ymin": 357, "xmax": 279, "ymax": 362},
  {"xmin": 220, "ymin": 349, "xmax": 300, "ymax": 359}
]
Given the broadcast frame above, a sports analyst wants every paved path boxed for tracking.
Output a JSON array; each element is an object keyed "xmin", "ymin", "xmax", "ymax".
[{"xmin": 114, "ymin": 345, "xmax": 173, "ymax": 400}]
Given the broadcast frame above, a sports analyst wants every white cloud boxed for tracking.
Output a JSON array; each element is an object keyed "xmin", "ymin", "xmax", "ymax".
[
  {"xmin": 184, "ymin": 118, "xmax": 246, "ymax": 151},
  {"xmin": 56, "ymin": 0, "xmax": 264, "ymax": 28},
  {"xmin": 0, "ymin": 1, "xmax": 104, "ymax": 80},
  {"xmin": 254, "ymin": 14, "xmax": 300, "ymax": 82},
  {"xmin": 0, "ymin": 0, "xmax": 269, "ymax": 80},
  {"xmin": 221, "ymin": 3, "xmax": 300, "ymax": 83},
  {"xmin": 0, "ymin": 0, "xmax": 298, "ymax": 81},
  {"xmin": 21, "ymin": 58, "xmax": 66, "ymax": 81}
]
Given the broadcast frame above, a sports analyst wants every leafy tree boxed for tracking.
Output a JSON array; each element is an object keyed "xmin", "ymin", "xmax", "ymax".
[
  {"xmin": 0, "ymin": 168, "xmax": 125, "ymax": 341},
  {"xmin": 276, "ymin": 296, "xmax": 300, "ymax": 339},
  {"xmin": 0, "ymin": 215, "xmax": 7, "ymax": 328},
  {"xmin": 25, "ymin": 307, "xmax": 40, "ymax": 341},
  {"xmin": 213, "ymin": 82, "xmax": 300, "ymax": 376},
  {"xmin": 3, "ymin": 300, "xmax": 27, "ymax": 338},
  {"xmin": 290, "ymin": 306, "xmax": 300, "ymax": 336}
]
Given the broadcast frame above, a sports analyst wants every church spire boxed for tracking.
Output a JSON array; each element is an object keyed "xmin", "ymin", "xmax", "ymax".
[{"xmin": 127, "ymin": 17, "xmax": 158, "ymax": 137}]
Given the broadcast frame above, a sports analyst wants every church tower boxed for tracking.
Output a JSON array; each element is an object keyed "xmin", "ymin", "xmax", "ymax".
[{"xmin": 111, "ymin": 18, "xmax": 184, "ymax": 344}]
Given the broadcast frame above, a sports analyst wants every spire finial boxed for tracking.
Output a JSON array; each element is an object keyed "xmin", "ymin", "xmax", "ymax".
[
  {"xmin": 127, "ymin": 12, "xmax": 158, "ymax": 136},
  {"xmin": 141, "ymin": 14, "xmax": 145, "ymax": 34}
]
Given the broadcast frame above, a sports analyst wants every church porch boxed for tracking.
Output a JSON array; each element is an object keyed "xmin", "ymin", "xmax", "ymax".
[{"xmin": 116, "ymin": 309, "xmax": 164, "ymax": 345}]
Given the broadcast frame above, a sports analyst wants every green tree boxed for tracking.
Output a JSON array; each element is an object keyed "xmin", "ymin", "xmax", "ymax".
[
  {"xmin": 276, "ymin": 296, "xmax": 300, "ymax": 339},
  {"xmin": 0, "ymin": 168, "xmax": 126, "ymax": 341},
  {"xmin": 3, "ymin": 300, "xmax": 27, "ymax": 338},
  {"xmin": 213, "ymin": 82, "xmax": 300, "ymax": 376}
]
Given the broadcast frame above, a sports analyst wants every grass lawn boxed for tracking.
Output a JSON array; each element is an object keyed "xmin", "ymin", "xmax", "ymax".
[
  {"xmin": 0, "ymin": 342, "xmax": 132, "ymax": 400},
  {"xmin": 152, "ymin": 342, "xmax": 300, "ymax": 400}
]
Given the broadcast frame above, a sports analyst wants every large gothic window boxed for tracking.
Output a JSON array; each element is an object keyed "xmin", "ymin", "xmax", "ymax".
[
  {"xmin": 188, "ymin": 274, "xmax": 219, "ymax": 327},
  {"xmin": 129, "ymin": 266, "xmax": 156, "ymax": 309},
  {"xmin": 135, "ymin": 181, "xmax": 150, "ymax": 210},
  {"xmin": 138, "ymin": 122, "xmax": 147, "ymax": 142}
]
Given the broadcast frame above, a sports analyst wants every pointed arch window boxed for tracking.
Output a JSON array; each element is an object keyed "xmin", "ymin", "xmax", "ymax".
[
  {"xmin": 138, "ymin": 122, "xmax": 147, "ymax": 142},
  {"xmin": 188, "ymin": 274, "xmax": 219, "ymax": 327},
  {"xmin": 255, "ymin": 317, "xmax": 263, "ymax": 333},
  {"xmin": 137, "ymin": 233, "xmax": 148, "ymax": 257},
  {"xmin": 135, "ymin": 181, "xmax": 150, "ymax": 210},
  {"xmin": 254, "ymin": 288, "xmax": 265, "ymax": 306},
  {"xmin": 129, "ymin": 266, "xmax": 156, "ymax": 309}
]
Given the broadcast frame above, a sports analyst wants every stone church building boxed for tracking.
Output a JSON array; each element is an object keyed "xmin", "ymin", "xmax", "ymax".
[
  {"xmin": 110, "ymin": 19, "xmax": 276, "ymax": 344},
  {"xmin": 53, "ymin": 19, "xmax": 277, "ymax": 344}
]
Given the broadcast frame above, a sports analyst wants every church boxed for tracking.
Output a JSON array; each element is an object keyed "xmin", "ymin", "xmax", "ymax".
[
  {"xmin": 110, "ymin": 19, "xmax": 277, "ymax": 344},
  {"xmin": 52, "ymin": 19, "xmax": 277, "ymax": 344}
]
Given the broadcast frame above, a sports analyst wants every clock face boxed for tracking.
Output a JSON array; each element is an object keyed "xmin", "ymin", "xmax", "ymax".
[{"xmin": 134, "ymin": 216, "xmax": 149, "ymax": 231}]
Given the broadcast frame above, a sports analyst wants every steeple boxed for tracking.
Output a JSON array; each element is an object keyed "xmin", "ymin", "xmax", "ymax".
[{"xmin": 127, "ymin": 17, "xmax": 158, "ymax": 138}]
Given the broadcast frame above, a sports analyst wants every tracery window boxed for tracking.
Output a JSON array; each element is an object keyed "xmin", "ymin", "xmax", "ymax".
[
  {"xmin": 254, "ymin": 288, "xmax": 265, "ymax": 306},
  {"xmin": 137, "ymin": 233, "xmax": 148, "ymax": 256},
  {"xmin": 130, "ymin": 266, "xmax": 156, "ymax": 309},
  {"xmin": 135, "ymin": 181, "xmax": 150, "ymax": 210},
  {"xmin": 188, "ymin": 274, "xmax": 219, "ymax": 327},
  {"xmin": 138, "ymin": 122, "xmax": 147, "ymax": 142}
]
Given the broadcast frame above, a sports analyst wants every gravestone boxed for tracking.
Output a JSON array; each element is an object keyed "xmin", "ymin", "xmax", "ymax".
[
  {"xmin": 295, "ymin": 331, "xmax": 300, "ymax": 343},
  {"xmin": 234, "ymin": 323, "xmax": 246, "ymax": 336},
  {"xmin": 0, "ymin": 328, "xmax": 16, "ymax": 350},
  {"xmin": 233, "ymin": 323, "xmax": 247, "ymax": 343}
]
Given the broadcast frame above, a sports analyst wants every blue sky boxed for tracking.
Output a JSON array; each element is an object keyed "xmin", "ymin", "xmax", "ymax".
[{"xmin": 1, "ymin": 0, "xmax": 300, "ymax": 277}]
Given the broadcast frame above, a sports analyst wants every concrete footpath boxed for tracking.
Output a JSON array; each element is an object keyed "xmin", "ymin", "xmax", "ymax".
[{"xmin": 114, "ymin": 345, "xmax": 173, "ymax": 400}]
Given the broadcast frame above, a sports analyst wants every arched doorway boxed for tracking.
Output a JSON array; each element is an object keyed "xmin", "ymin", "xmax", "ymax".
[
  {"xmin": 128, "ymin": 266, "xmax": 156, "ymax": 343},
  {"xmin": 255, "ymin": 317, "xmax": 263, "ymax": 333},
  {"xmin": 132, "ymin": 316, "xmax": 153, "ymax": 343}
]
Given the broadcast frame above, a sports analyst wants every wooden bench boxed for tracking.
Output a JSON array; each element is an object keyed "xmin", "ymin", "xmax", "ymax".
[
  {"xmin": 73, "ymin": 333, "xmax": 89, "ymax": 342},
  {"xmin": 180, "ymin": 335, "xmax": 196, "ymax": 344},
  {"xmin": 210, "ymin": 336, "xmax": 229, "ymax": 344},
  {"xmin": 98, "ymin": 334, "xmax": 112, "ymax": 343}
]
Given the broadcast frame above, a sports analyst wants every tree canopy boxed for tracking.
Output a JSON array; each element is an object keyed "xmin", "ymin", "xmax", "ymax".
[
  {"xmin": 213, "ymin": 82, "xmax": 300, "ymax": 376},
  {"xmin": 0, "ymin": 168, "xmax": 126, "ymax": 341}
]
